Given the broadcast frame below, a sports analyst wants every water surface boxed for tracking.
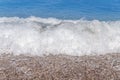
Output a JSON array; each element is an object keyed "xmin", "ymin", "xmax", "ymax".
[{"xmin": 0, "ymin": 0, "xmax": 120, "ymax": 20}]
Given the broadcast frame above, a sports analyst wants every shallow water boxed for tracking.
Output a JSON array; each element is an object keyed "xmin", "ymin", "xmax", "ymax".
[
  {"xmin": 0, "ymin": 17, "xmax": 120, "ymax": 56},
  {"xmin": 0, "ymin": 1, "xmax": 120, "ymax": 56}
]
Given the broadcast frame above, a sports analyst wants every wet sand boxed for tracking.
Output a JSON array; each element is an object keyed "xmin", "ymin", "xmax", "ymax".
[{"xmin": 0, "ymin": 53, "xmax": 120, "ymax": 80}]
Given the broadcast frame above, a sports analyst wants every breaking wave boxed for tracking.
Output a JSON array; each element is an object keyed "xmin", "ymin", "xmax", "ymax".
[{"xmin": 0, "ymin": 16, "xmax": 120, "ymax": 56}]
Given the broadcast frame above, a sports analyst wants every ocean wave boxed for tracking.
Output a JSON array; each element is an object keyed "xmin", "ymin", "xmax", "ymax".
[{"xmin": 0, "ymin": 16, "xmax": 120, "ymax": 56}]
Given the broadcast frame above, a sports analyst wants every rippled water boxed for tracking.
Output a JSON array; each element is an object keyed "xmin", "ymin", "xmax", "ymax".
[
  {"xmin": 0, "ymin": 0, "xmax": 120, "ymax": 20},
  {"xmin": 0, "ymin": 0, "xmax": 120, "ymax": 55}
]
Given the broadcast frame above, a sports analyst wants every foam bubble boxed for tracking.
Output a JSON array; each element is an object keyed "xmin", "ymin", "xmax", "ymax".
[{"xmin": 0, "ymin": 16, "xmax": 120, "ymax": 56}]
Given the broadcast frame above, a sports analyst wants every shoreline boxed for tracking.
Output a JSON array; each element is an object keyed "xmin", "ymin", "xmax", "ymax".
[{"xmin": 0, "ymin": 53, "xmax": 120, "ymax": 80}]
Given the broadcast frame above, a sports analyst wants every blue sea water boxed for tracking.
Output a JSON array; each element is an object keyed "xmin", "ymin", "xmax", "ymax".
[
  {"xmin": 0, "ymin": 0, "xmax": 120, "ymax": 20},
  {"xmin": 1, "ymin": 0, "xmax": 120, "ymax": 55}
]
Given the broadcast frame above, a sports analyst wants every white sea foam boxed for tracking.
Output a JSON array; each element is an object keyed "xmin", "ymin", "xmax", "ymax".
[{"xmin": 0, "ymin": 16, "xmax": 120, "ymax": 56}]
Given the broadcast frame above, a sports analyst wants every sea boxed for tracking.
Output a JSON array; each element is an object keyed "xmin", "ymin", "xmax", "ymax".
[{"xmin": 0, "ymin": 0, "xmax": 120, "ymax": 56}]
